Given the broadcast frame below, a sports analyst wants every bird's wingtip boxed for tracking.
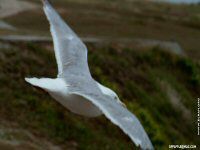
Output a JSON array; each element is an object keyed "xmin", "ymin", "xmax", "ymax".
[{"xmin": 41, "ymin": 0, "xmax": 50, "ymax": 5}]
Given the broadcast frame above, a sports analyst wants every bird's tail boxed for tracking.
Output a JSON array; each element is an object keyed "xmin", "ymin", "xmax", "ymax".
[{"xmin": 25, "ymin": 77, "xmax": 68, "ymax": 93}]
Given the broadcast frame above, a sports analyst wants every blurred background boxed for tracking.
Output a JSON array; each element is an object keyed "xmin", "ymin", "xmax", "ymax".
[{"xmin": 0, "ymin": 0, "xmax": 199, "ymax": 149}]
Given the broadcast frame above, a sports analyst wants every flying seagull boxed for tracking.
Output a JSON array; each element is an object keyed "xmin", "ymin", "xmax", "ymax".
[{"xmin": 25, "ymin": 0, "xmax": 154, "ymax": 149}]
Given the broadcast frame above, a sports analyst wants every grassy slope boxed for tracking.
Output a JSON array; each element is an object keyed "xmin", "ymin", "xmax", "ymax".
[
  {"xmin": 0, "ymin": 41, "xmax": 199, "ymax": 149},
  {"xmin": 3, "ymin": 0, "xmax": 200, "ymax": 60},
  {"xmin": 0, "ymin": 0, "xmax": 200, "ymax": 149}
]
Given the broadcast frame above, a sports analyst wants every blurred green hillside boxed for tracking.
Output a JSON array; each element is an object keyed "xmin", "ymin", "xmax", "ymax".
[
  {"xmin": 0, "ymin": 0, "xmax": 200, "ymax": 149},
  {"xmin": 2, "ymin": 0, "xmax": 200, "ymax": 60},
  {"xmin": 0, "ymin": 41, "xmax": 199, "ymax": 149}
]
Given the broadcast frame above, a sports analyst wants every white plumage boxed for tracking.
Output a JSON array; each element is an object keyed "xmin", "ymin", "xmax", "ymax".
[{"xmin": 25, "ymin": 0, "xmax": 154, "ymax": 149}]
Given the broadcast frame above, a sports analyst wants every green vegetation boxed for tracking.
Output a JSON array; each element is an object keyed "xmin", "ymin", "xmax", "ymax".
[
  {"xmin": 0, "ymin": 42, "xmax": 199, "ymax": 149},
  {"xmin": 3, "ymin": 0, "xmax": 200, "ymax": 60},
  {"xmin": 0, "ymin": 0, "xmax": 200, "ymax": 149}
]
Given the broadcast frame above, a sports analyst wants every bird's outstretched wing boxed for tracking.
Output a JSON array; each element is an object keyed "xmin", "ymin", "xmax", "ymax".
[
  {"xmin": 42, "ymin": 1, "xmax": 153, "ymax": 149},
  {"xmin": 70, "ymin": 91, "xmax": 154, "ymax": 150},
  {"xmin": 42, "ymin": 0, "xmax": 91, "ymax": 77}
]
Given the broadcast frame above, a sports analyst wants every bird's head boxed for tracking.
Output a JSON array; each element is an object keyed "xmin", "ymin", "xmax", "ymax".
[
  {"xmin": 97, "ymin": 83, "xmax": 126, "ymax": 107},
  {"xmin": 108, "ymin": 89, "xmax": 119, "ymax": 101}
]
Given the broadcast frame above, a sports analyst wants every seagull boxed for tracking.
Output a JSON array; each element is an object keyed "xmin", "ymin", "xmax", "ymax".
[{"xmin": 25, "ymin": 0, "xmax": 154, "ymax": 149}]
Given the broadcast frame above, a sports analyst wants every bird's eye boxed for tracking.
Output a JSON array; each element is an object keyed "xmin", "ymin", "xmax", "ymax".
[{"xmin": 114, "ymin": 96, "xmax": 117, "ymax": 100}]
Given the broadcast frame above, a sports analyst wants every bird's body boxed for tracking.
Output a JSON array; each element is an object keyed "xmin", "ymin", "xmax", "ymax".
[
  {"xmin": 26, "ymin": 75, "xmax": 122, "ymax": 117},
  {"xmin": 25, "ymin": 0, "xmax": 154, "ymax": 149}
]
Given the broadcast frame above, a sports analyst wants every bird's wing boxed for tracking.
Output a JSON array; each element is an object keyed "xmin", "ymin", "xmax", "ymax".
[
  {"xmin": 42, "ymin": 0, "xmax": 91, "ymax": 77},
  {"xmin": 70, "ymin": 91, "xmax": 154, "ymax": 150}
]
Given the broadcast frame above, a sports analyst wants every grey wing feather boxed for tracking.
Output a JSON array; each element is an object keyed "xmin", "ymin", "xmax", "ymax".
[
  {"xmin": 43, "ymin": 1, "xmax": 91, "ymax": 77},
  {"xmin": 42, "ymin": 1, "xmax": 153, "ymax": 149},
  {"xmin": 71, "ymin": 92, "xmax": 154, "ymax": 150}
]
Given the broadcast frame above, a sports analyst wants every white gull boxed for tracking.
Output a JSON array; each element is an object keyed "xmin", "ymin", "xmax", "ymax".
[{"xmin": 25, "ymin": 0, "xmax": 154, "ymax": 149}]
